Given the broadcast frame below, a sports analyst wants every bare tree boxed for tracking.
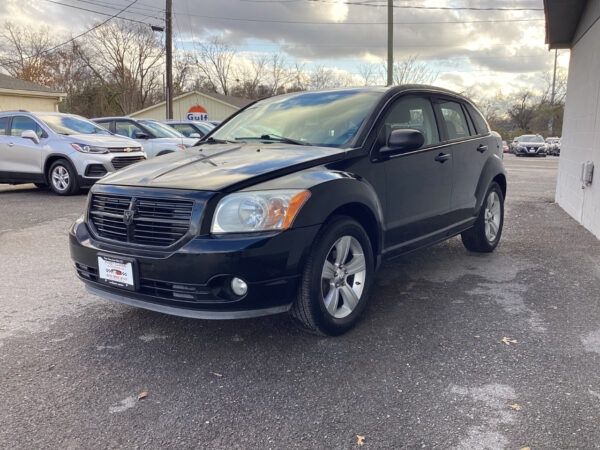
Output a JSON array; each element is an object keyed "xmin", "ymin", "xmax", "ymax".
[
  {"xmin": 0, "ymin": 22, "xmax": 56, "ymax": 85},
  {"xmin": 77, "ymin": 19, "xmax": 164, "ymax": 114},
  {"xmin": 269, "ymin": 53, "xmax": 291, "ymax": 95},
  {"xmin": 233, "ymin": 54, "xmax": 268, "ymax": 99},
  {"xmin": 357, "ymin": 63, "xmax": 378, "ymax": 86},
  {"xmin": 380, "ymin": 55, "xmax": 438, "ymax": 85},
  {"xmin": 192, "ymin": 37, "xmax": 236, "ymax": 95},
  {"xmin": 541, "ymin": 67, "xmax": 568, "ymax": 105},
  {"xmin": 310, "ymin": 65, "xmax": 334, "ymax": 90},
  {"xmin": 508, "ymin": 92, "xmax": 537, "ymax": 131}
]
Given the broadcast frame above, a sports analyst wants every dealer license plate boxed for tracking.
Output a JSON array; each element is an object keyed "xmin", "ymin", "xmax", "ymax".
[{"xmin": 98, "ymin": 255, "xmax": 135, "ymax": 290}]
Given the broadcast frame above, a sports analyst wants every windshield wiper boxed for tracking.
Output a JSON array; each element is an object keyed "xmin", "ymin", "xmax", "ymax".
[
  {"xmin": 197, "ymin": 136, "xmax": 236, "ymax": 144},
  {"xmin": 235, "ymin": 134, "xmax": 311, "ymax": 146}
]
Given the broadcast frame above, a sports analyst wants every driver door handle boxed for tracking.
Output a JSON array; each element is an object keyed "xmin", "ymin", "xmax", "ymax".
[
  {"xmin": 434, "ymin": 152, "xmax": 451, "ymax": 163},
  {"xmin": 477, "ymin": 144, "xmax": 487, "ymax": 153}
]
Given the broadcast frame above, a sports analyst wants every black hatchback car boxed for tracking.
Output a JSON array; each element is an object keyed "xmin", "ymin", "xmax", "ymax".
[{"xmin": 70, "ymin": 86, "xmax": 506, "ymax": 335}]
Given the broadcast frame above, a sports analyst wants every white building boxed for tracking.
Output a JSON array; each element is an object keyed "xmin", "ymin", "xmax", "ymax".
[
  {"xmin": 0, "ymin": 73, "xmax": 66, "ymax": 112},
  {"xmin": 545, "ymin": 0, "xmax": 599, "ymax": 239},
  {"xmin": 129, "ymin": 91, "xmax": 252, "ymax": 122}
]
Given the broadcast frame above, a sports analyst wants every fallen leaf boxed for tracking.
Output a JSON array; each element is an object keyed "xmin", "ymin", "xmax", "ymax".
[
  {"xmin": 509, "ymin": 403, "xmax": 522, "ymax": 411},
  {"xmin": 549, "ymin": 305, "xmax": 558, "ymax": 309},
  {"xmin": 397, "ymin": 389, "xmax": 403, "ymax": 393},
  {"xmin": 520, "ymin": 447, "xmax": 531, "ymax": 450},
  {"xmin": 138, "ymin": 392, "xmax": 148, "ymax": 400},
  {"xmin": 549, "ymin": 271, "xmax": 555, "ymax": 275},
  {"xmin": 211, "ymin": 372, "xmax": 223, "ymax": 377},
  {"xmin": 502, "ymin": 337, "xmax": 518, "ymax": 345},
  {"xmin": 357, "ymin": 435, "xmax": 366, "ymax": 446},
  {"xmin": 474, "ymin": 335, "xmax": 480, "ymax": 339}
]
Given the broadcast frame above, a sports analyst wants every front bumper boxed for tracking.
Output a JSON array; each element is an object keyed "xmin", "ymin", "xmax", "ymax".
[
  {"xmin": 69, "ymin": 218, "xmax": 321, "ymax": 319},
  {"xmin": 72, "ymin": 151, "xmax": 147, "ymax": 187},
  {"xmin": 516, "ymin": 147, "xmax": 546, "ymax": 156}
]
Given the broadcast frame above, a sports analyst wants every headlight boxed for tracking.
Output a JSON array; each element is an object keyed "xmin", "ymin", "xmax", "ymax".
[
  {"xmin": 211, "ymin": 190, "xmax": 311, "ymax": 234},
  {"xmin": 71, "ymin": 143, "xmax": 109, "ymax": 154}
]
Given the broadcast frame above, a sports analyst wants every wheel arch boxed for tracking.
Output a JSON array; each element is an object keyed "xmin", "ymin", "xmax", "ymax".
[
  {"xmin": 474, "ymin": 155, "xmax": 507, "ymax": 212},
  {"xmin": 43, "ymin": 154, "xmax": 77, "ymax": 182}
]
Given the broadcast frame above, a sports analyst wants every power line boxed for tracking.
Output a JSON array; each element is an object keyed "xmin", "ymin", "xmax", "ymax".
[
  {"xmin": 39, "ymin": 0, "xmax": 158, "ymax": 26},
  {"xmin": 38, "ymin": 0, "xmax": 141, "ymax": 55},
  {"xmin": 171, "ymin": 13, "xmax": 544, "ymax": 25},
  {"xmin": 71, "ymin": 0, "xmax": 164, "ymax": 19},
  {"xmin": 240, "ymin": 0, "xmax": 544, "ymax": 11}
]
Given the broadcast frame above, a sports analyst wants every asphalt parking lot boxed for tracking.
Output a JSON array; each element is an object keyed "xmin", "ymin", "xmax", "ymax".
[{"xmin": 1, "ymin": 155, "xmax": 599, "ymax": 449}]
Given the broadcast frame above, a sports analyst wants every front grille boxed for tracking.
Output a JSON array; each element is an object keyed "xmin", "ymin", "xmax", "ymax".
[
  {"xmin": 89, "ymin": 194, "xmax": 193, "ymax": 247},
  {"xmin": 111, "ymin": 155, "xmax": 146, "ymax": 170},
  {"xmin": 108, "ymin": 147, "xmax": 142, "ymax": 153}
]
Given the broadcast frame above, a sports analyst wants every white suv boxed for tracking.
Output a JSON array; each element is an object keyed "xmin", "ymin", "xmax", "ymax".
[{"xmin": 0, "ymin": 111, "xmax": 146, "ymax": 195}]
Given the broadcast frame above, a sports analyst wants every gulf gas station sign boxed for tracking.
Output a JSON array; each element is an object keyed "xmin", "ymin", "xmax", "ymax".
[{"xmin": 187, "ymin": 105, "xmax": 208, "ymax": 121}]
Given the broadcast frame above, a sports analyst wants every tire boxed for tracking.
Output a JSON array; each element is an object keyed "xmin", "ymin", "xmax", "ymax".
[
  {"xmin": 291, "ymin": 216, "xmax": 375, "ymax": 336},
  {"xmin": 48, "ymin": 159, "xmax": 80, "ymax": 195},
  {"xmin": 461, "ymin": 182, "xmax": 504, "ymax": 253}
]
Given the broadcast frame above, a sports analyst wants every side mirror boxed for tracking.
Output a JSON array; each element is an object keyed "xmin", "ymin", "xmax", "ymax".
[
  {"xmin": 380, "ymin": 129, "xmax": 424, "ymax": 156},
  {"xmin": 189, "ymin": 132, "xmax": 201, "ymax": 139},
  {"xmin": 21, "ymin": 130, "xmax": 40, "ymax": 144},
  {"xmin": 135, "ymin": 131, "xmax": 150, "ymax": 139}
]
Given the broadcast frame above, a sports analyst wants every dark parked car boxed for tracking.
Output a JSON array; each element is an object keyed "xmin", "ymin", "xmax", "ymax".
[
  {"xmin": 70, "ymin": 86, "xmax": 506, "ymax": 335},
  {"xmin": 512, "ymin": 135, "xmax": 548, "ymax": 157}
]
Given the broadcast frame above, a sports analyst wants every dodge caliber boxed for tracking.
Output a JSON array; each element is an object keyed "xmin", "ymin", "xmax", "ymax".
[{"xmin": 70, "ymin": 86, "xmax": 507, "ymax": 335}]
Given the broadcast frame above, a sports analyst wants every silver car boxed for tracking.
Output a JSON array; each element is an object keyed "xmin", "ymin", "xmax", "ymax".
[
  {"xmin": 92, "ymin": 117, "xmax": 198, "ymax": 158},
  {"xmin": 0, "ymin": 111, "xmax": 146, "ymax": 195}
]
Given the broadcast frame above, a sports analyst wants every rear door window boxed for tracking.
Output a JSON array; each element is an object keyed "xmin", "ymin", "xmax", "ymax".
[
  {"xmin": 0, "ymin": 116, "xmax": 8, "ymax": 135},
  {"xmin": 172, "ymin": 123, "xmax": 200, "ymax": 137},
  {"xmin": 10, "ymin": 116, "xmax": 43, "ymax": 138},
  {"xmin": 115, "ymin": 120, "xmax": 146, "ymax": 139},
  {"xmin": 439, "ymin": 101, "xmax": 470, "ymax": 141},
  {"xmin": 465, "ymin": 104, "xmax": 489, "ymax": 135}
]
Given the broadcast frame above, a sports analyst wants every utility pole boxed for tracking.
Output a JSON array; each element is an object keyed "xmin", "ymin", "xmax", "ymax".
[
  {"xmin": 550, "ymin": 48, "xmax": 558, "ymax": 105},
  {"xmin": 387, "ymin": 0, "xmax": 393, "ymax": 86},
  {"xmin": 165, "ymin": 0, "xmax": 173, "ymax": 119}
]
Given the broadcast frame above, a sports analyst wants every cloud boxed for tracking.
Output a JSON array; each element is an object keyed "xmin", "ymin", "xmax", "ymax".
[{"xmin": 1, "ymin": 0, "xmax": 568, "ymax": 96}]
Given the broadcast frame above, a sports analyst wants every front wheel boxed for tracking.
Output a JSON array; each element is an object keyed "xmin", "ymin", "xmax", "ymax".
[
  {"xmin": 48, "ymin": 160, "xmax": 80, "ymax": 195},
  {"xmin": 461, "ymin": 182, "xmax": 504, "ymax": 253},
  {"xmin": 291, "ymin": 217, "xmax": 374, "ymax": 336}
]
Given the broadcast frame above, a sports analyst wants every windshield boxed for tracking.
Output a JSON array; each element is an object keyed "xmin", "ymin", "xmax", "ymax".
[
  {"xmin": 193, "ymin": 121, "xmax": 215, "ymax": 134},
  {"xmin": 519, "ymin": 135, "xmax": 544, "ymax": 143},
  {"xmin": 210, "ymin": 90, "xmax": 382, "ymax": 147},
  {"xmin": 38, "ymin": 114, "xmax": 110, "ymax": 135},
  {"xmin": 139, "ymin": 120, "xmax": 184, "ymax": 138}
]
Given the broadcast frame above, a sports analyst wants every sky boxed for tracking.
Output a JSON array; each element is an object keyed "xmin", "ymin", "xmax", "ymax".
[{"xmin": 0, "ymin": 0, "xmax": 570, "ymax": 99}]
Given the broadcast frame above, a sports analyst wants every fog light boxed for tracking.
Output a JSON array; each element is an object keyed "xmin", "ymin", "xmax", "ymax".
[{"xmin": 231, "ymin": 277, "xmax": 248, "ymax": 296}]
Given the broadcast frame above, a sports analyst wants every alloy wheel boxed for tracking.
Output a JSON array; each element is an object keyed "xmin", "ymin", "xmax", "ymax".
[
  {"xmin": 321, "ymin": 235, "xmax": 366, "ymax": 319},
  {"xmin": 51, "ymin": 165, "xmax": 70, "ymax": 192},
  {"xmin": 484, "ymin": 191, "xmax": 501, "ymax": 242}
]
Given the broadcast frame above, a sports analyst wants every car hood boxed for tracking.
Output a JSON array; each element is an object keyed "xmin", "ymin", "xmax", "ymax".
[
  {"xmin": 97, "ymin": 143, "xmax": 347, "ymax": 191},
  {"xmin": 62, "ymin": 134, "xmax": 141, "ymax": 148}
]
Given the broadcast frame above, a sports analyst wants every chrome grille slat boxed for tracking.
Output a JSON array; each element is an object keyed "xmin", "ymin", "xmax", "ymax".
[{"xmin": 89, "ymin": 194, "xmax": 193, "ymax": 247}]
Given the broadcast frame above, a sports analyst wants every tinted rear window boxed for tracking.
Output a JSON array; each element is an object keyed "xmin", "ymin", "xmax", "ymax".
[{"xmin": 466, "ymin": 104, "xmax": 489, "ymax": 135}]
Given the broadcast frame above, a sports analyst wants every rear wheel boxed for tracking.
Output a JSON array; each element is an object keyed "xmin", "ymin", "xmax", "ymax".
[
  {"xmin": 48, "ymin": 160, "xmax": 80, "ymax": 195},
  {"xmin": 291, "ymin": 217, "xmax": 374, "ymax": 336},
  {"xmin": 461, "ymin": 182, "xmax": 504, "ymax": 253}
]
